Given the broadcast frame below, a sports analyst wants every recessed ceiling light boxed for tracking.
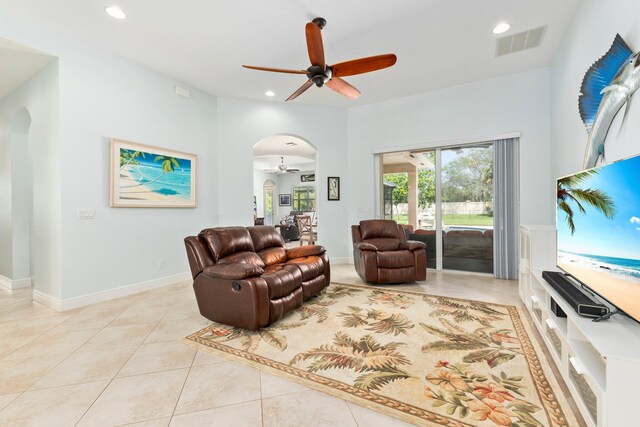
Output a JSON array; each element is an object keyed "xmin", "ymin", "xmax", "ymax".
[
  {"xmin": 493, "ymin": 22, "xmax": 510, "ymax": 34},
  {"xmin": 105, "ymin": 6, "xmax": 126, "ymax": 20},
  {"xmin": 265, "ymin": 90, "xmax": 275, "ymax": 97}
]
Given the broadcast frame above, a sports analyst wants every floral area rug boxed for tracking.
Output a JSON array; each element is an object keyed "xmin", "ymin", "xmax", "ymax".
[{"xmin": 182, "ymin": 283, "xmax": 577, "ymax": 427}]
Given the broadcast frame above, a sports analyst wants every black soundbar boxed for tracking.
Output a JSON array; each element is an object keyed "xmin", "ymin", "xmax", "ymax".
[{"xmin": 542, "ymin": 271, "xmax": 609, "ymax": 318}]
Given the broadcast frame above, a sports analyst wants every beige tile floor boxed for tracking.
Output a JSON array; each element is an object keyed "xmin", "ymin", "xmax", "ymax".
[{"xmin": 0, "ymin": 265, "xmax": 584, "ymax": 426}]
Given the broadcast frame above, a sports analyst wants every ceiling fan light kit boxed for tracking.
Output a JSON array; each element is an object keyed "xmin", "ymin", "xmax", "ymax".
[
  {"xmin": 266, "ymin": 157, "xmax": 300, "ymax": 174},
  {"xmin": 243, "ymin": 17, "xmax": 397, "ymax": 101}
]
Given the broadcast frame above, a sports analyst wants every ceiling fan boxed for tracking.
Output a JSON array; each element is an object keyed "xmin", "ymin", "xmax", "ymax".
[
  {"xmin": 266, "ymin": 157, "xmax": 300, "ymax": 174},
  {"xmin": 243, "ymin": 17, "xmax": 397, "ymax": 101}
]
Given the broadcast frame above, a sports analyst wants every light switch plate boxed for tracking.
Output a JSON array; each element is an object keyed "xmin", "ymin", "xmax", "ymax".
[{"xmin": 77, "ymin": 209, "xmax": 96, "ymax": 219}]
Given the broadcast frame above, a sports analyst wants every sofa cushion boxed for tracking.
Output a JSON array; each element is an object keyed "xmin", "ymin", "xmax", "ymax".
[
  {"xmin": 247, "ymin": 226, "xmax": 285, "ymax": 251},
  {"xmin": 218, "ymin": 251, "xmax": 265, "ymax": 267},
  {"xmin": 359, "ymin": 219, "xmax": 401, "ymax": 240},
  {"xmin": 286, "ymin": 255, "xmax": 325, "ymax": 282},
  {"xmin": 363, "ymin": 238, "xmax": 400, "ymax": 251},
  {"xmin": 262, "ymin": 264, "xmax": 303, "ymax": 299},
  {"xmin": 377, "ymin": 250, "xmax": 415, "ymax": 268},
  {"xmin": 199, "ymin": 227, "xmax": 256, "ymax": 262},
  {"xmin": 257, "ymin": 247, "xmax": 288, "ymax": 266},
  {"xmin": 203, "ymin": 263, "xmax": 263, "ymax": 280}
]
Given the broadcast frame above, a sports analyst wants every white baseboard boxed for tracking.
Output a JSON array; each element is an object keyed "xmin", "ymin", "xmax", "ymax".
[
  {"xmin": 32, "ymin": 289, "xmax": 62, "ymax": 311},
  {"xmin": 331, "ymin": 257, "xmax": 354, "ymax": 265},
  {"xmin": 33, "ymin": 271, "xmax": 191, "ymax": 312},
  {"xmin": 0, "ymin": 275, "xmax": 32, "ymax": 290}
]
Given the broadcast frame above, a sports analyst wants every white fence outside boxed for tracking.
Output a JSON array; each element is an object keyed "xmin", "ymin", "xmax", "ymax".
[{"xmin": 393, "ymin": 201, "xmax": 492, "ymax": 216}]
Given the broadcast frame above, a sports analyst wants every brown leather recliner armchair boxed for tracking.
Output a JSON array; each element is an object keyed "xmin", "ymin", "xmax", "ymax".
[
  {"xmin": 185, "ymin": 226, "xmax": 330, "ymax": 330},
  {"xmin": 352, "ymin": 220, "xmax": 427, "ymax": 284}
]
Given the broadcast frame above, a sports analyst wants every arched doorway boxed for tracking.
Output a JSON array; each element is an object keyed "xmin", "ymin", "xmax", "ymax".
[
  {"xmin": 1, "ymin": 107, "xmax": 33, "ymax": 289},
  {"xmin": 253, "ymin": 135, "xmax": 317, "ymax": 244}
]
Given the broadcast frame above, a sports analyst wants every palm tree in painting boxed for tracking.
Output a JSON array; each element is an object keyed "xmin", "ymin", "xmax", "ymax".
[
  {"xmin": 120, "ymin": 149, "xmax": 145, "ymax": 169},
  {"xmin": 139, "ymin": 155, "xmax": 180, "ymax": 185},
  {"xmin": 121, "ymin": 155, "xmax": 180, "ymax": 188},
  {"xmin": 557, "ymin": 170, "xmax": 616, "ymax": 234}
]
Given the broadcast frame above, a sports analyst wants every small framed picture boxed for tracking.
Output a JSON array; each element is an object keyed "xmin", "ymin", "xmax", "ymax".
[
  {"xmin": 301, "ymin": 173, "xmax": 315, "ymax": 182},
  {"xmin": 279, "ymin": 194, "xmax": 291, "ymax": 206},
  {"xmin": 328, "ymin": 177, "xmax": 340, "ymax": 201}
]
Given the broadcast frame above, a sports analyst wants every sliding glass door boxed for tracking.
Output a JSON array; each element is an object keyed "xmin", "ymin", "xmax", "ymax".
[
  {"xmin": 441, "ymin": 144, "xmax": 494, "ymax": 273},
  {"xmin": 381, "ymin": 143, "xmax": 494, "ymax": 273}
]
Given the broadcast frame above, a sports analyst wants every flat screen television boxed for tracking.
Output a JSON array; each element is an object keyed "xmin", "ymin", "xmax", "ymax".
[{"xmin": 556, "ymin": 153, "xmax": 640, "ymax": 323}]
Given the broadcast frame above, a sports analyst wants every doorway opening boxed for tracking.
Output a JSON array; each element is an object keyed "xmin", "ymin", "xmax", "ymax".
[
  {"xmin": 381, "ymin": 143, "xmax": 495, "ymax": 274},
  {"xmin": 1, "ymin": 107, "xmax": 33, "ymax": 289},
  {"xmin": 253, "ymin": 135, "xmax": 317, "ymax": 246}
]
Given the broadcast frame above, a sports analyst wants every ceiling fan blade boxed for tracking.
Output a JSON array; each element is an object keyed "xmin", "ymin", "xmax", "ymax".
[
  {"xmin": 242, "ymin": 65, "xmax": 307, "ymax": 74},
  {"xmin": 305, "ymin": 22, "xmax": 325, "ymax": 68},
  {"xmin": 331, "ymin": 54, "xmax": 397, "ymax": 77},
  {"xmin": 287, "ymin": 169, "xmax": 300, "ymax": 173},
  {"xmin": 286, "ymin": 79, "xmax": 314, "ymax": 101},
  {"xmin": 326, "ymin": 77, "xmax": 361, "ymax": 99}
]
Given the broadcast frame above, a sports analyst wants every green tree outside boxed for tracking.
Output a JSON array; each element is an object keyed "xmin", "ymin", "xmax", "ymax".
[{"xmin": 442, "ymin": 147, "xmax": 493, "ymax": 203}]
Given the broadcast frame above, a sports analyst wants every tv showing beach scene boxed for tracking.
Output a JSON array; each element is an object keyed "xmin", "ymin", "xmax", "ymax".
[
  {"xmin": 556, "ymin": 154, "xmax": 640, "ymax": 322},
  {"xmin": 110, "ymin": 139, "xmax": 197, "ymax": 208}
]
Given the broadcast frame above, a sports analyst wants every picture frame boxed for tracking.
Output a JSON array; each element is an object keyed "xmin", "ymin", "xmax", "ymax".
[
  {"xmin": 109, "ymin": 139, "xmax": 197, "ymax": 208},
  {"xmin": 301, "ymin": 173, "xmax": 315, "ymax": 182},
  {"xmin": 328, "ymin": 176, "xmax": 340, "ymax": 201},
  {"xmin": 279, "ymin": 194, "xmax": 291, "ymax": 206}
]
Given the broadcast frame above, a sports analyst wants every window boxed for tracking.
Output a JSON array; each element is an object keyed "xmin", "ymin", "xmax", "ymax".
[{"xmin": 293, "ymin": 186, "xmax": 315, "ymax": 211}]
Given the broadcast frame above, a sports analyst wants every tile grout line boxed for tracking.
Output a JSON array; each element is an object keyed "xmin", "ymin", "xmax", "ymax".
[
  {"xmin": 73, "ymin": 315, "xmax": 163, "ymax": 426},
  {"xmin": 345, "ymin": 401, "xmax": 360, "ymax": 427},
  {"xmin": 168, "ymin": 343, "xmax": 199, "ymax": 423},
  {"xmin": 0, "ymin": 297, "xmax": 116, "ymax": 418},
  {"xmin": 259, "ymin": 370, "xmax": 264, "ymax": 427},
  {"xmin": 1, "ymin": 284, "xmax": 186, "ymax": 423}
]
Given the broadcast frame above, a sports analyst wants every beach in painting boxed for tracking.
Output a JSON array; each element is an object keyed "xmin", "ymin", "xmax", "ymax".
[{"xmin": 118, "ymin": 149, "xmax": 192, "ymax": 202}]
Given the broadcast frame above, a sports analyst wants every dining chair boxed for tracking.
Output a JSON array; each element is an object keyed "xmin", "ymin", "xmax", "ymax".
[{"xmin": 296, "ymin": 215, "xmax": 317, "ymax": 246}]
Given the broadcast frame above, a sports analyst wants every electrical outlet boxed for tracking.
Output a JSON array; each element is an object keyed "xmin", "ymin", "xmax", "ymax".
[{"xmin": 159, "ymin": 259, "xmax": 165, "ymax": 269}]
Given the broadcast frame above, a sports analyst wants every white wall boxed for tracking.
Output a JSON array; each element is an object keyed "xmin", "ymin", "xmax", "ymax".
[
  {"xmin": 550, "ymin": 0, "xmax": 640, "ymax": 180},
  {"xmin": 348, "ymin": 68, "xmax": 552, "ymax": 227},
  {"xmin": 10, "ymin": 120, "xmax": 31, "ymax": 281},
  {"xmin": 0, "ymin": 11, "xmax": 218, "ymax": 302},
  {"xmin": 0, "ymin": 61, "xmax": 60, "ymax": 296},
  {"xmin": 56, "ymin": 49, "xmax": 218, "ymax": 300},
  {"xmin": 216, "ymin": 98, "xmax": 348, "ymax": 258}
]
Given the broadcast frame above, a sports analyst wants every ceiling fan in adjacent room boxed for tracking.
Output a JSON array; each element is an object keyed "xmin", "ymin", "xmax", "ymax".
[
  {"xmin": 266, "ymin": 157, "xmax": 300, "ymax": 174},
  {"xmin": 242, "ymin": 17, "xmax": 397, "ymax": 101}
]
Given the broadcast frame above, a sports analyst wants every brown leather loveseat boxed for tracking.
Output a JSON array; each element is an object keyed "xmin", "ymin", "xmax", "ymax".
[
  {"xmin": 185, "ymin": 226, "xmax": 330, "ymax": 330},
  {"xmin": 352, "ymin": 220, "xmax": 427, "ymax": 284}
]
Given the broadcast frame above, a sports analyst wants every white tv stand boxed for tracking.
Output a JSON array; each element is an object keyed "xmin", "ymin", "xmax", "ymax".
[{"xmin": 519, "ymin": 226, "xmax": 640, "ymax": 427}]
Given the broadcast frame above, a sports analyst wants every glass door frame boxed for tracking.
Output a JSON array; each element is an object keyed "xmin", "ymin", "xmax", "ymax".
[{"xmin": 376, "ymin": 139, "xmax": 500, "ymax": 271}]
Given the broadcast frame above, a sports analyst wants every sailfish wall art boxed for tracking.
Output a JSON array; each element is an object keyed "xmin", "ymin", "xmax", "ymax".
[{"xmin": 580, "ymin": 34, "xmax": 640, "ymax": 168}]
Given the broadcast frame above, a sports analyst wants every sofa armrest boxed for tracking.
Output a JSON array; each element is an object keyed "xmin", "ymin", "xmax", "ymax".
[
  {"xmin": 355, "ymin": 242, "xmax": 378, "ymax": 252},
  {"xmin": 286, "ymin": 245, "xmax": 326, "ymax": 259},
  {"xmin": 399, "ymin": 240, "xmax": 427, "ymax": 251},
  {"xmin": 203, "ymin": 263, "xmax": 264, "ymax": 280}
]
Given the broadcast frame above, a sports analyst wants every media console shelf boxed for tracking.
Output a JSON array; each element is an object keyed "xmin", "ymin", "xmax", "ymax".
[{"xmin": 520, "ymin": 225, "xmax": 640, "ymax": 427}]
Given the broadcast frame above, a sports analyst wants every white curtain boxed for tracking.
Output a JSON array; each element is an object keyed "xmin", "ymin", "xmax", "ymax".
[{"xmin": 493, "ymin": 138, "xmax": 519, "ymax": 279}]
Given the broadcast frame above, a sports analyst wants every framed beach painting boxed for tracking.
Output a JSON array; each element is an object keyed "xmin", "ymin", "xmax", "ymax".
[{"xmin": 110, "ymin": 139, "xmax": 197, "ymax": 208}]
